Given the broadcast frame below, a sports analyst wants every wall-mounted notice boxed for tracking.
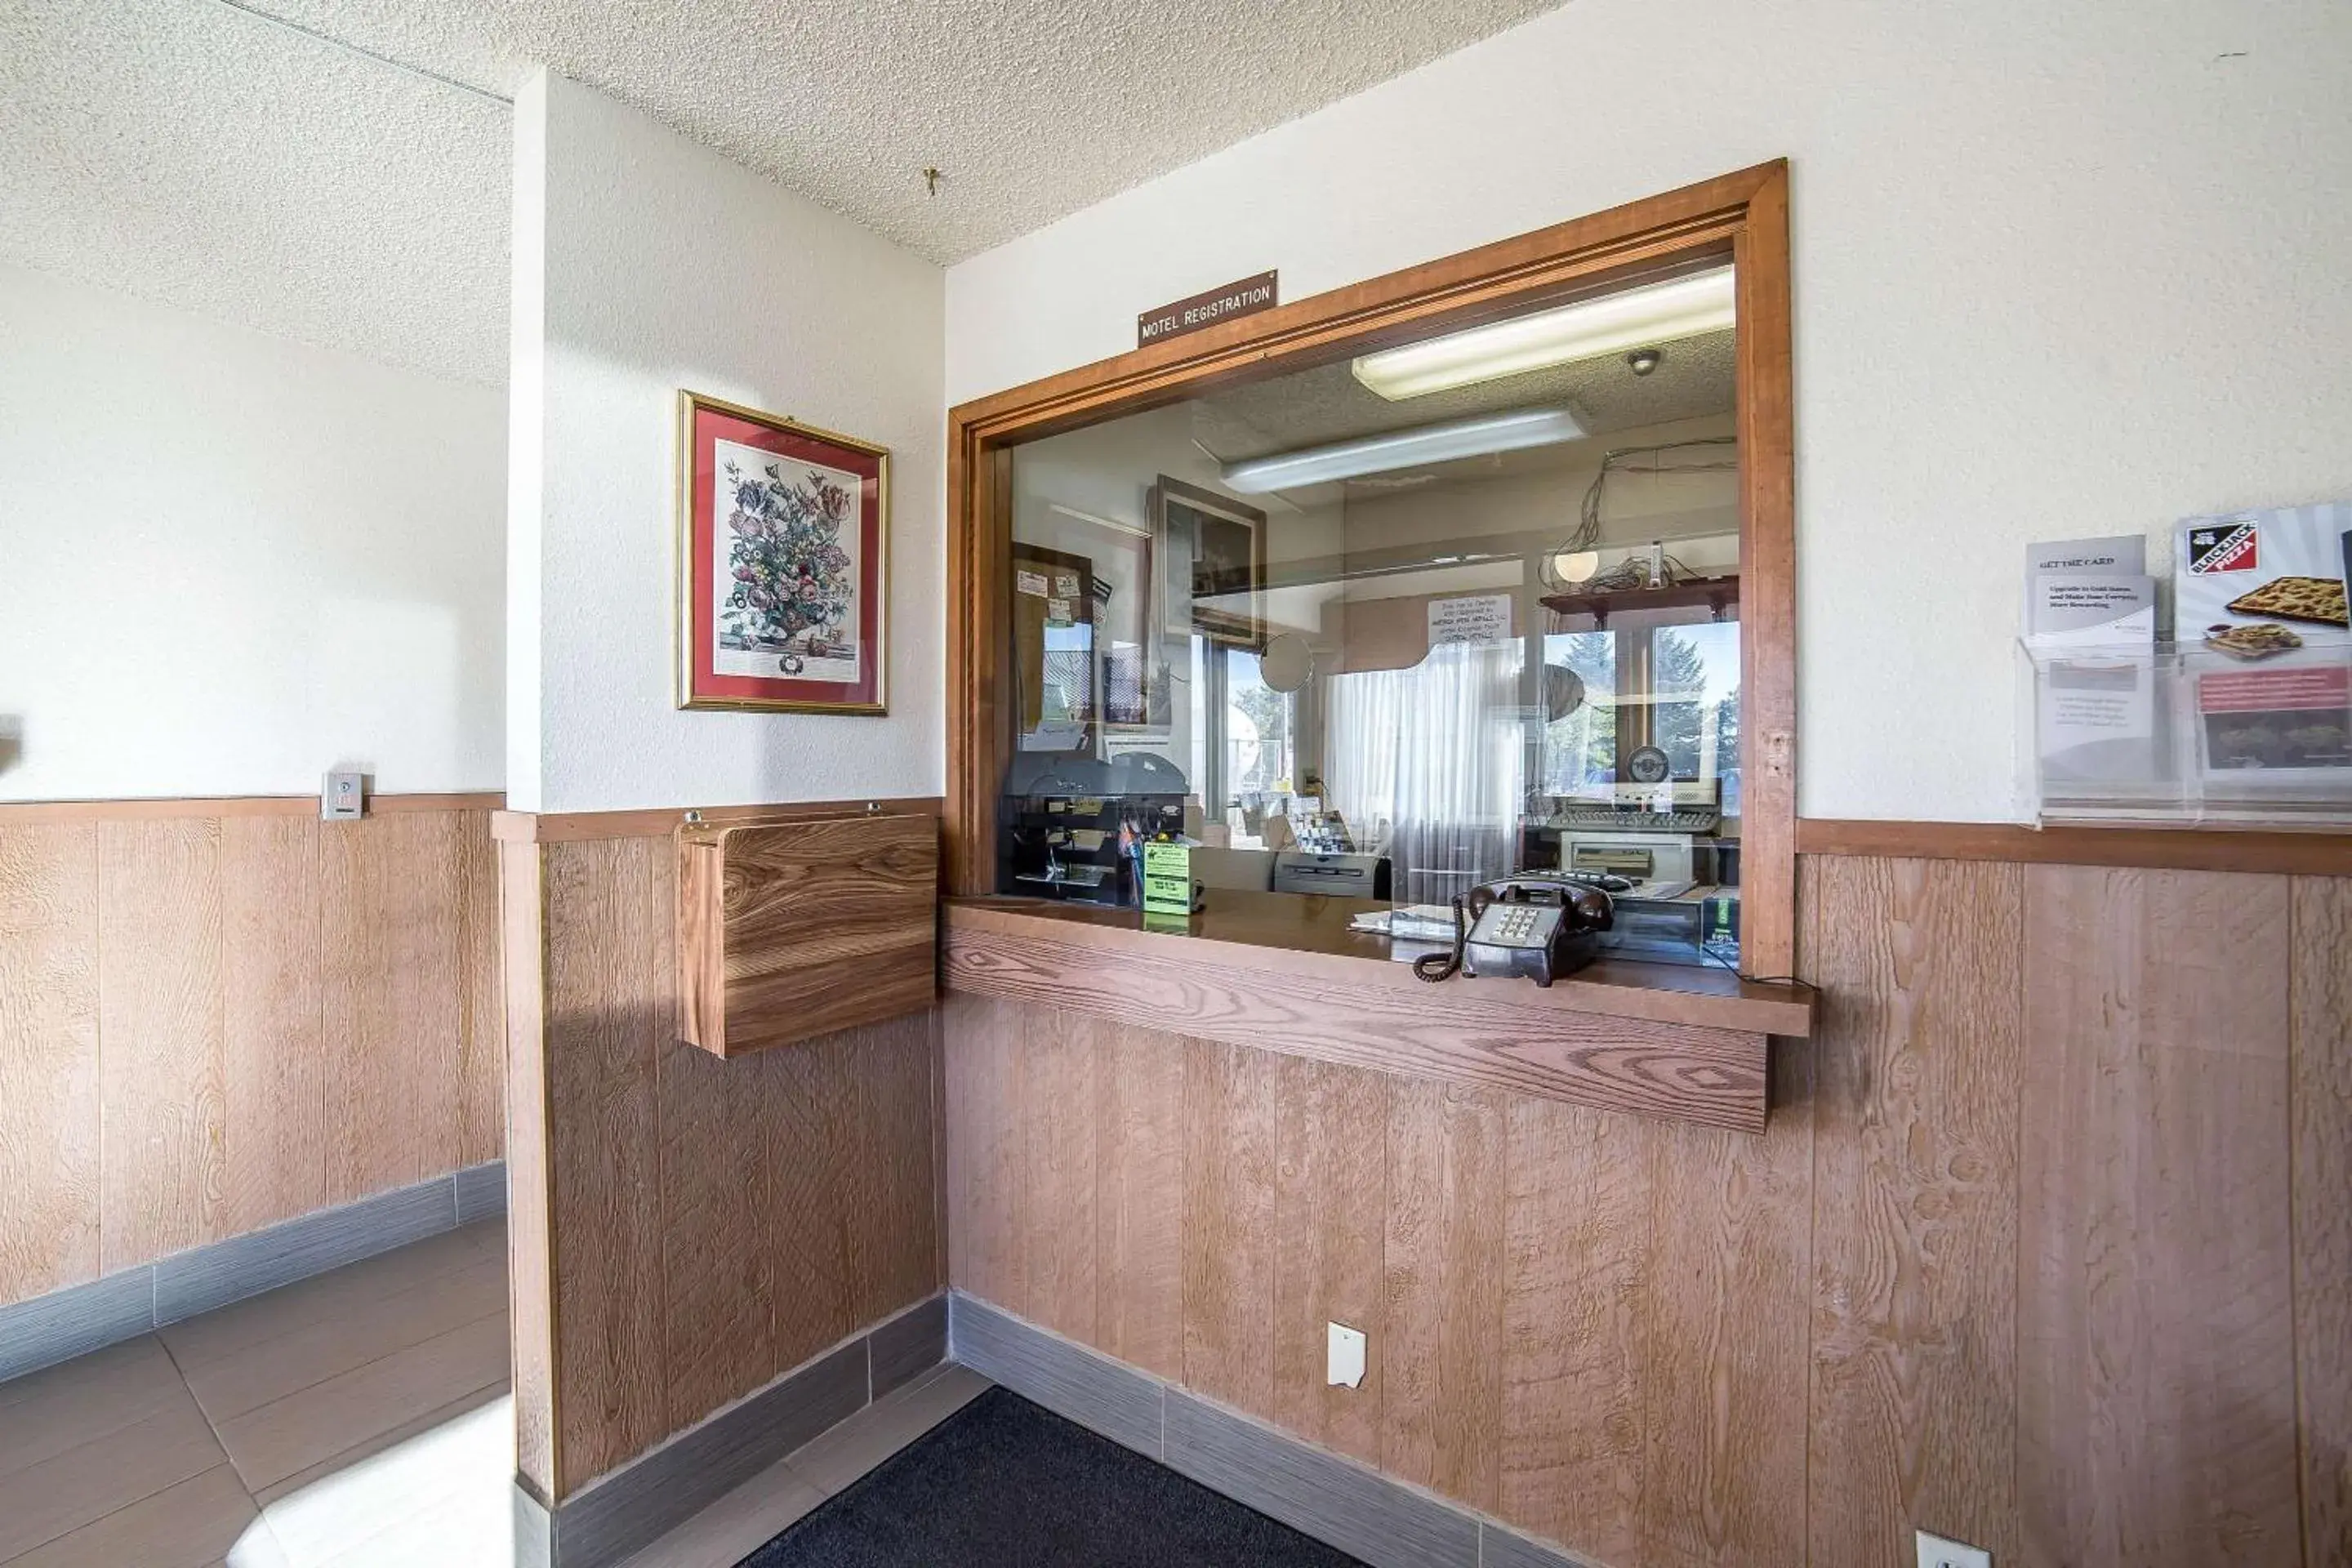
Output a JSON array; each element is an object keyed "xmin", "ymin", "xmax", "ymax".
[
  {"xmin": 1138, "ymin": 272, "xmax": 1278, "ymax": 347},
  {"xmin": 1428, "ymin": 593, "xmax": 1513, "ymax": 648}
]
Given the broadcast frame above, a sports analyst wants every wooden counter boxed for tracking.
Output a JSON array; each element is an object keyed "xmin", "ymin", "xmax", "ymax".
[{"xmin": 942, "ymin": 892, "xmax": 1814, "ymax": 1134}]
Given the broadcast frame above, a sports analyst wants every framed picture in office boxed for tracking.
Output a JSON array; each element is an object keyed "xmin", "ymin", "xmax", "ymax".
[
  {"xmin": 675, "ymin": 390, "xmax": 889, "ymax": 714},
  {"xmin": 1153, "ymin": 475, "xmax": 1267, "ymax": 652}
]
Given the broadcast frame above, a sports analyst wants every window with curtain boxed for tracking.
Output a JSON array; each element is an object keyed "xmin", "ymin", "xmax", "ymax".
[{"xmin": 1323, "ymin": 639, "xmax": 1526, "ymax": 906}]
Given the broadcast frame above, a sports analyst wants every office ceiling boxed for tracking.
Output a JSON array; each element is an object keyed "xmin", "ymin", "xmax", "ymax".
[
  {"xmin": 1192, "ymin": 327, "xmax": 1740, "ymax": 479},
  {"xmin": 0, "ymin": 0, "xmax": 511, "ymax": 384},
  {"xmin": 1, "ymin": 0, "xmax": 1566, "ymax": 384},
  {"xmin": 252, "ymin": 0, "xmax": 1569, "ymax": 263}
]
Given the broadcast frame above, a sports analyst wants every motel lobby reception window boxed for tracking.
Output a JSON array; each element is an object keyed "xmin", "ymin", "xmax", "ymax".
[{"xmin": 994, "ymin": 265, "xmax": 1750, "ymax": 971}]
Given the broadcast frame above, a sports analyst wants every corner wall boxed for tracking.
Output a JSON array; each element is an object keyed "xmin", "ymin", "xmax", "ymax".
[
  {"xmin": 506, "ymin": 72, "xmax": 946, "ymax": 815},
  {"xmin": 501, "ymin": 73, "xmax": 950, "ymax": 1507},
  {"xmin": 942, "ymin": 0, "xmax": 2352, "ymax": 823}
]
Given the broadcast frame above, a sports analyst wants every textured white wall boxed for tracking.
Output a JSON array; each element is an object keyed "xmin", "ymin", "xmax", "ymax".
[
  {"xmin": 0, "ymin": 261, "xmax": 506, "ymax": 801},
  {"xmin": 508, "ymin": 73, "xmax": 946, "ymax": 813},
  {"xmin": 945, "ymin": 0, "xmax": 2352, "ymax": 822}
]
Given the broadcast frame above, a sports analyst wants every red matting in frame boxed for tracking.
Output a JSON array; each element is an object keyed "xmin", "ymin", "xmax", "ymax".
[{"xmin": 684, "ymin": 398, "xmax": 886, "ymax": 711}]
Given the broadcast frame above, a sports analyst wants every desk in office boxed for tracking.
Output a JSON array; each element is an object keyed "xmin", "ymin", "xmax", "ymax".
[{"xmin": 940, "ymin": 891, "xmax": 1812, "ymax": 1134}]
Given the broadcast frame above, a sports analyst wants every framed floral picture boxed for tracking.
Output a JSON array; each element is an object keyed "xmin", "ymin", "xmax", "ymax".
[{"xmin": 676, "ymin": 390, "xmax": 889, "ymax": 714}]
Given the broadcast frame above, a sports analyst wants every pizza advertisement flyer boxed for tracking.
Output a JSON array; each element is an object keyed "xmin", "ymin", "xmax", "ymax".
[
  {"xmin": 2198, "ymin": 661, "xmax": 2352, "ymax": 775},
  {"xmin": 2175, "ymin": 501, "xmax": 2352, "ymax": 653}
]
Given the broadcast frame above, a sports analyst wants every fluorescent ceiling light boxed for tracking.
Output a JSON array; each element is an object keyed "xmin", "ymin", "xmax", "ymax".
[
  {"xmin": 1352, "ymin": 266, "xmax": 1736, "ymax": 400},
  {"xmin": 1220, "ymin": 407, "xmax": 1586, "ymax": 495}
]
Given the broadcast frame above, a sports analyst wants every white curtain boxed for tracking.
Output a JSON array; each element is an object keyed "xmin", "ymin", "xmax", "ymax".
[{"xmin": 1325, "ymin": 641, "xmax": 1525, "ymax": 905}]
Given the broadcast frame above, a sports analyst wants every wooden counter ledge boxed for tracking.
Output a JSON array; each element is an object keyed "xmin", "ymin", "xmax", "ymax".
[{"xmin": 941, "ymin": 892, "xmax": 1813, "ymax": 1134}]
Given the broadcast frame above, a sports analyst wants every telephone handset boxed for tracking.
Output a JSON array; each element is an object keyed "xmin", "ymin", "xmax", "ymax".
[{"xmin": 1411, "ymin": 874, "xmax": 1620, "ymax": 987}]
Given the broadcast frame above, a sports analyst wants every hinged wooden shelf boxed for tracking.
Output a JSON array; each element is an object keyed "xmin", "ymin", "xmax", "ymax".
[
  {"xmin": 942, "ymin": 893, "xmax": 1812, "ymax": 1134},
  {"xmin": 677, "ymin": 812, "xmax": 938, "ymax": 1057}
]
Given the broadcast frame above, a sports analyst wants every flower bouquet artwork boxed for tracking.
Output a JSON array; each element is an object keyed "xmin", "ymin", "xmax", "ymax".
[{"xmin": 677, "ymin": 392, "xmax": 889, "ymax": 714}]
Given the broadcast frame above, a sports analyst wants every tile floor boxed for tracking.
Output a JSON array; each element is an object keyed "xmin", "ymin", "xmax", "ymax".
[{"xmin": 0, "ymin": 1223, "xmax": 987, "ymax": 1568}]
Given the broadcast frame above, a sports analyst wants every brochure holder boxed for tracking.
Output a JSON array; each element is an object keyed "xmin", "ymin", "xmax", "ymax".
[{"xmin": 2020, "ymin": 637, "xmax": 2352, "ymax": 828}]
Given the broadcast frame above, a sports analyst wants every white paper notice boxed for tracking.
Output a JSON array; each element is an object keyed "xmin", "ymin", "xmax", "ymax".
[{"xmin": 1428, "ymin": 593, "xmax": 1512, "ymax": 647}]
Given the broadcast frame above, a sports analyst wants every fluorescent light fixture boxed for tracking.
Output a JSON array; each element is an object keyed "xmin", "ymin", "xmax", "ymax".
[
  {"xmin": 1220, "ymin": 406, "xmax": 1585, "ymax": 495},
  {"xmin": 1352, "ymin": 266, "xmax": 1736, "ymax": 400}
]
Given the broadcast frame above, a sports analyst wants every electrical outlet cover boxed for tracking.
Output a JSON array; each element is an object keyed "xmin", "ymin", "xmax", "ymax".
[
  {"xmin": 1326, "ymin": 1321, "xmax": 1365, "ymax": 1388},
  {"xmin": 1916, "ymin": 1529, "xmax": 1990, "ymax": 1568}
]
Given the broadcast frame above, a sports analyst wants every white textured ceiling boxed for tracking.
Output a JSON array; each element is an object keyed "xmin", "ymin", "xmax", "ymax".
[
  {"xmin": 0, "ymin": 0, "xmax": 511, "ymax": 385},
  {"xmin": 255, "ymin": 0, "xmax": 1570, "ymax": 263},
  {"xmin": 2, "ymin": 0, "xmax": 1563, "ymax": 384}
]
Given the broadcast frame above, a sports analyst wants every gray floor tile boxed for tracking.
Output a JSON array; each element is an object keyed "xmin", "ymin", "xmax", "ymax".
[
  {"xmin": 259, "ymin": 1392, "xmax": 510, "ymax": 1566},
  {"xmin": 786, "ymin": 1364, "xmax": 990, "ymax": 1495},
  {"xmin": 180, "ymin": 1250, "xmax": 505, "ymax": 1423},
  {"xmin": 1480, "ymin": 1522, "xmax": 1603, "ymax": 1568},
  {"xmin": 2, "ymin": 1462, "xmax": 275, "ymax": 1568},
  {"xmin": 216, "ymin": 1311, "xmax": 508, "ymax": 1493},
  {"xmin": 454, "ymin": 1161, "xmax": 508, "ymax": 1223},
  {"xmin": 0, "ymin": 1334, "xmax": 186, "ymax": 1477},
  {"xmin": 613, "ymin": 1459, "xmax": 824, "ymax": 1568},
  {"xmin": 0, "ymin": 1385, "xmax": 226, "ymax": 1561},
  {"xmin": 555, "ymin": 1339, "xmax": 867, "ymax": 1568},
  {"xmin": 0, "ymin": 1266, "xmax": 154, "ymax": 1385},
  {"xmin": 948, "ymin": 1294, "xmax": 1164, "ymax": 1458},
  {"xmin": 1163, "ymin": 1390, "xmax": 1478, "ymax": 1568},
  {"xmin": 156, "ymin": 1178, "xmax": 457, "ymax": 1326},
  {"xmin": 160, "ymin": 1223, "xmax": 492, "ymax": 1382},
  {"xmin": 866, "ymin": 1294, "xmax": 946, "ymax": 1400}
]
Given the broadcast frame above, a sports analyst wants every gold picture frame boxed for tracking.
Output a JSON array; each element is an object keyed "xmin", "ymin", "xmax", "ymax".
[{"xmin": 675, "ymin": 390, "xmax": 891, "ymax": 714}]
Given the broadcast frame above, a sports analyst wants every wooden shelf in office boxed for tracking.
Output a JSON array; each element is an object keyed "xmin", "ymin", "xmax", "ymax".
[
  {"xmin": 676, "ymin": 811, "xmax": 939, "ymax": 1058},
  {"xmin": 941, "ymin": 892, "xmax": 1811, "ymax": 1134},
  {"xmin": 1539, "ymin": 573, "xmax": 1740, "ymax": 627}
]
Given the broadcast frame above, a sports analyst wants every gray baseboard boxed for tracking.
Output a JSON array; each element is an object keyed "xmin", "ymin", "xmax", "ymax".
[
  {"xmin": 541, "ymin": 1290, "xmax": 949, "ymax": 1568},
  {"xmin": 947, "ymin": 1292, "xmax": 1597, "ymax": 1568},
  {"xmin": 0, "ymin": 1160, "xmax": 506, "ymax": 1386}
]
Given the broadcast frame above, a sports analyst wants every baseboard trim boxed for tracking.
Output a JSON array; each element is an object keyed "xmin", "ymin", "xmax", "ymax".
[
  {"xmin": 0, "ymin": 1160, "xmax": 506, "ymax": 1385},
  {"xmin": 947, "ymin": 1291, "xmax": 1597, "ymax": 1568},
  {"xmin": 534, "ymin": 1292, "xmax": 948, "ymax": 1568}
]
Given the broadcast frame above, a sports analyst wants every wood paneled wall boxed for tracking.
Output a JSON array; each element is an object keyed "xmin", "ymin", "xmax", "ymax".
[
  {"xmin": 942, "ymin": 857, "xmax": 2352, "ymax": 1568},
  {"xmin": 0, "ymin": 806, "xmax": 503, "ymax": 1308},
  {"xmin": 503, "ymin": 832, "xmax": 943, "ymax": 1500}
]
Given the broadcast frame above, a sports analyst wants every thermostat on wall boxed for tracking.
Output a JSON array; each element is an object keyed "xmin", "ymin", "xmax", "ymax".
[{"xmin": 322, "ymin": 769, "xmax": 364, "ymax": 820}]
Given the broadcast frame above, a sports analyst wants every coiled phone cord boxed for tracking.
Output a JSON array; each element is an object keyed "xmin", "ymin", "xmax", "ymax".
[{"xmin": 1412, "ymin": 890, "xmax": 1480, "ymax": 983}]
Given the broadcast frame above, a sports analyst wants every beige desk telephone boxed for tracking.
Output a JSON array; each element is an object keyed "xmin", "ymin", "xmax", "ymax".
[{"xmin": 1411, "ymin": 874, "xmax": 1622, "ymax": 987}]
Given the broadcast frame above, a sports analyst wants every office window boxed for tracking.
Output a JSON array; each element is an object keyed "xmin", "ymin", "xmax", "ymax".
[{"xmin": 993, "ymin": 274, "xmax": 1744, "ymax": 965}]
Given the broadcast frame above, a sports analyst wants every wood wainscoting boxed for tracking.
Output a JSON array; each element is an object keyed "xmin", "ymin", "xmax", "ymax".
[
  {"xmin": 941, "ymin": 856, "xmax": 2352, "ymax": 1568},
  {"xmin": 0, "ymin": 798, "xmax": 505, "ymax": 1310},
  {"xmin": 500, "ymin": 823, "xmax": 944, "ymax": 1501}
]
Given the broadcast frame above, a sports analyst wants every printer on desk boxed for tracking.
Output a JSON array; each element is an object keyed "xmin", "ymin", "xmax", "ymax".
[{"xmin": 1272, "ymin": 850, "xmax": 1392, "ymax": 900}]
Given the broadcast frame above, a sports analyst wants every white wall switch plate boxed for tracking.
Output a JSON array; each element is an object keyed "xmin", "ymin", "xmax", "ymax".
[
  {"xmin": 322, "ymin": 769, "xmax": 364, "ymax": 820},
  {"xmin": 1326, "ymin": 1321, "xmax": 1365, "ymax": 1388},
  {"xmin": 1916, "ymin": 1530, "xmax": 1991, "ymax": 1568}
]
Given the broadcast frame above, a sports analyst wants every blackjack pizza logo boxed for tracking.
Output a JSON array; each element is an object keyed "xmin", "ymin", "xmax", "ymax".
[{"xmin": 2187, "ymin": 521, "xmax": 2259, "ymax": 575}]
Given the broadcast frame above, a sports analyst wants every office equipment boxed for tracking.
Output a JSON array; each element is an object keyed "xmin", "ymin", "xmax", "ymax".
[
  {"xmin": 1548, "ymin": 781, "xmax": 1722, "ymax": 835},
  {"xmin": 676, "ymin": 812, "xmax": 938, "ymax": 1058},
  {"xmin": 1560, "ymin": 831, "xmax": 1697, "ymax": 884},
  {"xmin": 1412, "ymin": 875, "xmax": 1615, "ymax": 987},
  {"xmin": 1272, "ymin": 850, "xmax": 1392, "ymax": 899}
]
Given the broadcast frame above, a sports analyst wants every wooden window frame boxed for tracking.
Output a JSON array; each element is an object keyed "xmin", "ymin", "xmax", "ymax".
[{"xmin": 947, "ymin": 161, "xmax": 1797, "ymax": 974}]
